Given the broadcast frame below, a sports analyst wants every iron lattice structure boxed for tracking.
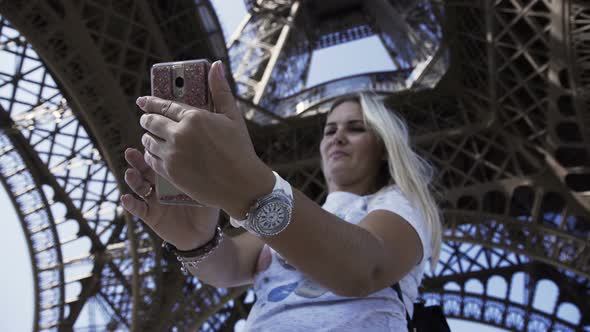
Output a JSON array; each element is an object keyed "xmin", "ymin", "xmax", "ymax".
[{"xmin": 0, "ymin": 0, "xmax": 588, "ymax": 331}]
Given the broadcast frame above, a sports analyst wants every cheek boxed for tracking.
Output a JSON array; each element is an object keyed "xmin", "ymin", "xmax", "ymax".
[
  {"xmin": 319, "ymin": 139, "xmax": 328, "ymax": 158},
  {"xmin": 319, "ymin": 146, "xmax": 327, "ymax": 169},
  {"xmin": 355, "ymin": 137, "xmax": 381, "ymax": 162}
]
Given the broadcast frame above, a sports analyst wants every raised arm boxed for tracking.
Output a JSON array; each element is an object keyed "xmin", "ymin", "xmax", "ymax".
[{"xmin": 229, "ymin": 184, "xmax": 424, "ymax": 297}]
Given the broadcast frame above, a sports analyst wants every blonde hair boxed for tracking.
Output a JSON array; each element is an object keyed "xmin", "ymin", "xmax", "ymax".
[{"xmin": 329, "ymin": 92, "xmax": 443, "ymax": 270}]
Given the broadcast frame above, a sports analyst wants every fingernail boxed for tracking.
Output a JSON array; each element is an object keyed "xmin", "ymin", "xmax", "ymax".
[
  {"xmin": 216, "ymin": 60, "xmax": 225, "ymax": 79},
  {"xmin": 139, "ymin": 114, "xmax": 146, "ymax": 127},
  {"xmin": 136, "ymin": 97, "xmax": 146, "ymax": 108},
  {"xmin": 122, "ymin": 197, "xmax": 133, "ymax": 211}
]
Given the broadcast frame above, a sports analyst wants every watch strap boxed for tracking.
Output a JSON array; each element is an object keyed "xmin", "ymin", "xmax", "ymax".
[
  {"xmin": 231, "ymin": 171, "xmax": 293, "ymax": 227},
  {"xmin": 231, "ymin": 171, "xmax": 294, "ymax": 237}
]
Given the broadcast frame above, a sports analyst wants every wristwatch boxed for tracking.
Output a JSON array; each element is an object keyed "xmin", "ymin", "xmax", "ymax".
[{"xmin": 231, "ymin": 171, "xmax": 294, "ymax": 237}]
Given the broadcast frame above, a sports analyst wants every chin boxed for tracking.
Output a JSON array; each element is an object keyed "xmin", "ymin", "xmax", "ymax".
[{"xmin": 326, "ymin": 167, "xmax": 358, "ymax": 185}]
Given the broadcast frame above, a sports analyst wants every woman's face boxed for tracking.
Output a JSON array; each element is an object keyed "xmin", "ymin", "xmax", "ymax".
[{"xmin": 320, "ymin": 101, "xmax": 384, "ymax": 194}]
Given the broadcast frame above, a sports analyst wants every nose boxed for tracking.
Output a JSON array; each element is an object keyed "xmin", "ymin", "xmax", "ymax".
[{"xmin": 332, "ymin": 128, "xmax": 347, "ymax": 145}]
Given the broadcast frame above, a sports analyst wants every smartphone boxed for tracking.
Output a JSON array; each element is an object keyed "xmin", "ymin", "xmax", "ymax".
[{"xmin": 150, "ymin": 59, "xmax": 213, "ymax": 206}]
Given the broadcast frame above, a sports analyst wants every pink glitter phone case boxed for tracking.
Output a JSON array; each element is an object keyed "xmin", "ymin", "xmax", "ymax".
[{"xmin": 150, "ymin": 59, "xmax": 213, "ymax": 206}]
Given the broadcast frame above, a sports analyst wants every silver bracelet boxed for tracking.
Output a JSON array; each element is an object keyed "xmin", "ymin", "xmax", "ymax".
[{"xmin": 162, "ymin": 225, "xmax": 224, "ymax": 275}]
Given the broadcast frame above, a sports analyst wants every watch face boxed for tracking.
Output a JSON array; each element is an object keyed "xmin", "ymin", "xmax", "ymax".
[{"xmin": 252, "ymin": 201, "xmax": 291, "ymax": 236}]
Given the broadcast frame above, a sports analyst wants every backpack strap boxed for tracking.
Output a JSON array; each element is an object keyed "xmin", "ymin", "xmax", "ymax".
[{"xmin": 392, "ymin": 283, "xmax": 414, "ymax": 332}]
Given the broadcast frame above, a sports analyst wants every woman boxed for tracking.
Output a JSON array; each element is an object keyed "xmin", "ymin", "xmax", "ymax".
[{"xmin": 121, "ymin": 60, "xmax": 442, "ymax": 331}]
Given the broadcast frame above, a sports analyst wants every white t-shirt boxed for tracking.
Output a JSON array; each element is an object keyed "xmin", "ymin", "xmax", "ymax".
[{"xmin": 242, "ymin": 185, "xmax": 432, "ymax": 332}]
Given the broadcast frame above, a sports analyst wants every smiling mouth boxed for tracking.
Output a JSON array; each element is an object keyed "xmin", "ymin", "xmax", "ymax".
[{"xmin": 330, "ymin": 152, "xmax": 349, "ymax": 160}]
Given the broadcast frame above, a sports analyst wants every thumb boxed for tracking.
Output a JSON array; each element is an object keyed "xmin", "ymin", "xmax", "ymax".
[{"xmin": 209, "ymin": 60, "xmax": 240, "ymax": 120}]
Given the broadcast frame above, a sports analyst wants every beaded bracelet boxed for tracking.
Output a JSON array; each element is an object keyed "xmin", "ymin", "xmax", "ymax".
[{"xmin": 162, "ymin": 225, "xmax": 224, "ymax": 275}]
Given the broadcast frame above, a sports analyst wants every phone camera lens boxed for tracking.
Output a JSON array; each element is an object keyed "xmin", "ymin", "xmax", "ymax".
[{"xmin": 175, "ymin": 77, "xmax": 184, "ymax": 88}]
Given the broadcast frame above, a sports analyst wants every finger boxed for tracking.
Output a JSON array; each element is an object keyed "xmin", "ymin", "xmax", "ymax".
[
  {"xmin": 144, "ymin": 150, "xmax": 165, "ymax": 177},
  {"xmin": 136, "ymin": 96, "xmax": 189, "ymax": 122},
  {"xmin": 141, "ymin": 133, "xmax": 166, "ymax": 159},
  {"xmin": 209, "ymin": 60, "xmax": 241, "ymax": 121},
  {"xmin": 124, "ymin": 168, "xmax": 154, "ymax": 198},
  {"xmin": 140, "ymin": 113, "xmax": 177, "ymax": 141},
  {"xmin": 124, "ymin": 148, "xmax": 156, "ymax": 183},
  {"xmin": 121, "ymin": 194, "xmax": 149, "ymax": 221}
]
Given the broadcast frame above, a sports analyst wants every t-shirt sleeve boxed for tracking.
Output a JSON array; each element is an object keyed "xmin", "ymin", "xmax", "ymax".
[{"xmin": 368, "ymin": 187, "xmax": 432, "ymax": 264}]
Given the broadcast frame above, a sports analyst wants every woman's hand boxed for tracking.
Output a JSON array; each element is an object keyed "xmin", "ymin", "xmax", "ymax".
[
  {"xmin": 120, "ymin": 147, "xmax": 220, "ymax": 250},
  {"xmin": 136, "ymin": 61, "xmax": 275, "ymax": 219}
]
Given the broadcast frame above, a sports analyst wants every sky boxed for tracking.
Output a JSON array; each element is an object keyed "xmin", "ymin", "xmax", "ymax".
[{"xmin": 0, "ymin": 1, "xmax": 581, "ymax": 331}]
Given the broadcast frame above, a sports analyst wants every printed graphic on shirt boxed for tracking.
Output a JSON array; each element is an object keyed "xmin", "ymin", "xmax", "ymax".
[
  {"xmin": 267, "ymin": 278, "xmax": 329, "ymax": 302},
  {"xmin": 294, "ymin": 279, "xmax": 328, "ymax": 298},
  {"xmin": 267, "ymin": 252, "xmax": 329, "ymax": 302},
  {"xmin": 268, "ymin": 281, "xmax": 298, "ymax": 302}
]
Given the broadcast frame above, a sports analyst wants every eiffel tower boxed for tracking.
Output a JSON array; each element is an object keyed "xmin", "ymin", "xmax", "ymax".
[{"xmin": 0, "ymin": 0, "xmax": 588, "ymax": 331}]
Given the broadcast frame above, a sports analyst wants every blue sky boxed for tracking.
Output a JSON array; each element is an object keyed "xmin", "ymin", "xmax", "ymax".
[{"xmin": 0, "ymin": 1, "xmax": 581, "ymax": 331}]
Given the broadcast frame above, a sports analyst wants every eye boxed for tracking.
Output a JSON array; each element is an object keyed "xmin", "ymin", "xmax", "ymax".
[{"xmin": 323, "ymin": 128, "xmax": 336, "ymax": 136}]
